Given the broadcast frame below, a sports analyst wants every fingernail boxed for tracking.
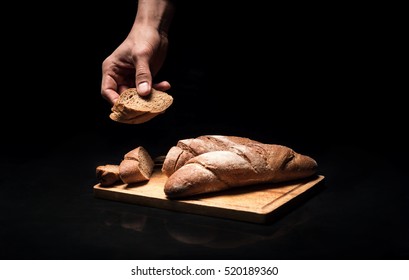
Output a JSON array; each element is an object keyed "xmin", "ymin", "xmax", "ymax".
[{"xmin": 138, "ymin": 82, "xmax": 149, "ymax": 95}]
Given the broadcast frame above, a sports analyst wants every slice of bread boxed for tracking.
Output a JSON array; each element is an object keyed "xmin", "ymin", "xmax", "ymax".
[
  {"xmin": 110, "ymin": 88, "xmax": 173, "ymax": 124},
  {"xmin": 96, "ymin": 164, "xmax": 121, "ymax": 187},
  {"xmin": 119, "ymin": 146, "xmax": 155, "ymax": 184}
]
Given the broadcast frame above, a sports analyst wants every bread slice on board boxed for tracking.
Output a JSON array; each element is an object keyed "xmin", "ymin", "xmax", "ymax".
[
  {"xmin": 119, "ymin": 146, "xmax": 155, "ymax": 184},
  {"xmin": 110, "ymin": 88, "xmax": 173, "ymax": 124},
  {"xmin": 96, "ymin": 164, "xmax": 121, "ymax": 187},
  {"xmin": 96, "ymin": 146, "xmax": 155, "ymax": 186}
]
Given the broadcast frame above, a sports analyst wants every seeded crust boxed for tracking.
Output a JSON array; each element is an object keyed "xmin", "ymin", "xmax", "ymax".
[{"xmin": 110, "ymin": 88, "xmax": 173, "ymax": 124}]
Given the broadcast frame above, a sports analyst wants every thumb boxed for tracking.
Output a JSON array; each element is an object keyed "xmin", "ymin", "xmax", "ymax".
[{"xmin": 135, "ymin": 60, "xmax": 152, "ymax": 96}]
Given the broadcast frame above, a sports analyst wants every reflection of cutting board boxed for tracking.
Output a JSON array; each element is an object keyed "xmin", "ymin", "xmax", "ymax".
[{"xmin": 93, "ymin": 167, "xmax": 325, "ymax": 224}]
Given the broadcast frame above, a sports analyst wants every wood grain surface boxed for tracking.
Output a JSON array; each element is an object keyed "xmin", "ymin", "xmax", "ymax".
[{"xmin": 93, "ymin": 167, "xmax": 325, "ymax": 223}]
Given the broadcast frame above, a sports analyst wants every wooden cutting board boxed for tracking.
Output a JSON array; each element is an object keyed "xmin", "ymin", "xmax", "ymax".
[{"xmin": 93, "ymin": 167, "xmax": 325, "ymax": 224}]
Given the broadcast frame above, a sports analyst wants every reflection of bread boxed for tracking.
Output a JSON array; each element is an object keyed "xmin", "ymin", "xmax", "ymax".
[
  {"xmin": 165, "ymin": 221, "xmax": 217, "ymax": 245},
  {"xmin": 162, "ymin": 135, "xmax": 318, "ymax": 198},
  {"xmin": 96, "ymin": 164, "xmax": 120, "ymax": 187},
  {"xmin": 110, "ymin": 88, "xmax": 173, "ymax": 124},
  {"xmin": 164, "ymin": 220, "xmax": 266, "ymax": 248},
  {"xmin": 119, "ymin": 146, "xmax": 154, "ymax": 184}
]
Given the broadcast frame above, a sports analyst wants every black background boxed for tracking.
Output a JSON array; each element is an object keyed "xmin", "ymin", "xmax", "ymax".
[
  {"xmin": 3, "ymin": 1, "xmax": 405, "ymax": 156},
  {"xmin": 1, "ymin": 1, "xmax": 407, "ymax": 260}
]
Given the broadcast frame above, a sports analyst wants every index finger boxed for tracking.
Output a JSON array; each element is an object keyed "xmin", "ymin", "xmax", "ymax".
[{"xmin": 101, "ymin": 75, "xmax": 120, "ymax": 105}]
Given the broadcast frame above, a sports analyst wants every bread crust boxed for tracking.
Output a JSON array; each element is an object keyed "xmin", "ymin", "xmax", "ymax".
[
  {"xmin": 96, "ymin": 164, "xmax": 121, "ymax": 187},
  {"xmin": 119, "ymin": 146, "xmax": 154, "ymax": 184},
  {"xmin": 110, "ymin": 88, "xmax": 173, "ymax": 124},
  {"xmin": 162, "ymin": 135, "xmax": 318, "ymax": 198},
  {"xmin": 162, "ymin": 135, "xmax": 264, "ymax": 177}
]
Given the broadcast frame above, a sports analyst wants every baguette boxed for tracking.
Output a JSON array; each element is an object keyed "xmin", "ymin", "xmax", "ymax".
[{"xmin": 162, "ymin": 135, "xmax": 318, "ymax": 198}]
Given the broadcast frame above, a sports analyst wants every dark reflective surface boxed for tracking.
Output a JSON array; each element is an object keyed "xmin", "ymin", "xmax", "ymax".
[
  {"xmin": 1, "ymin": 1, "xmax": 407, "ymax": 260},
  {"xmin": 1, "ymin": 133, "xmax": 408, "ymax": 260}
]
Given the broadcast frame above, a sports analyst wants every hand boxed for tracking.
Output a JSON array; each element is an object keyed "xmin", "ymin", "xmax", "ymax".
[
  {"xmin": 101, "ymin": 0, "xmax": 174, "ymax": 105},
  {"xmin": 101, "ymin": 25, "xmax": 171, "ymax": 105}
]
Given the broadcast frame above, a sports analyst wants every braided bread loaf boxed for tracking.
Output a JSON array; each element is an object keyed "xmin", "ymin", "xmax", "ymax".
[{"xmin": 162, "ymin": 135, "xmax": 318, "ymax": 198}]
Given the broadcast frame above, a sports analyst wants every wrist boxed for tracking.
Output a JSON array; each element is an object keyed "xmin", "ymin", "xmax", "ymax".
[{"xmin": 134, "ymin": 0, "xmax": 175, "ymax": 33}]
